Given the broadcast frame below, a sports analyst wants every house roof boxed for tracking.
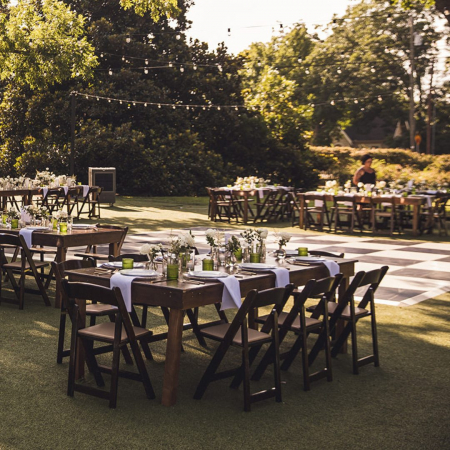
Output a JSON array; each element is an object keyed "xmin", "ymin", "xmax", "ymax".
[{"xmin": 344, "ymin": 117, "xmax": 395, "ymax": 142}]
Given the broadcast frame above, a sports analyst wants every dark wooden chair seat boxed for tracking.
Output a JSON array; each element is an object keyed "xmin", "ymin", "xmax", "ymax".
[
  {"xmin": 79, "ymin": 321, "xmax": 150, "ymax": 342},
  {"xmin": 62, "ymin": 280, "xmax": 156, "ymax": 408},
  {"xmin": 201, "ymin": 323, "xmax": 274, "ymax": 345}
]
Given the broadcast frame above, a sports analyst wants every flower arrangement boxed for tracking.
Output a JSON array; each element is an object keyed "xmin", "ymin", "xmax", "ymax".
[
  {"xmin": 255, "ymin": 228, "xmax": 268, "ymax": 242},
  {"xmin": 233, "ymin": 176, "xmax": 270, "ymax": 189},
  {"xmin": 35, "ymin": 168, "xmax": 56, "ymax": 187},
  {"xmin": 24, "ymin": 204, "xmax": 40, "ymax": 218},
  {"xmin": 205, "ymin": 229, "xmax": 225, "ymax": 248},
  {"xmin": 53, "ymin": 210, "xmax": 68, "ymax": 222},
  {"xmin": 140, "ymin": 243, "xmax": 163, "ymax": 259},
  {"xmin": 240, "ymin": 228, "xmax": 257, "ymax": 246},
  {"xmin": 225, "ymin": 235, "xmax": 241, "ymax": 253},
  {"xmin": 274, "ymin": 231, "xmax": 291, "ymax": 248},
  {"xmin": 169, "ymin": 230, "xmax": 195, "ymax": 255},
  {"xmin": 344, "ymin": 180, "xmax": 352, "ymax": 190},
  {"xmin": 7, "ymin": 207, "xmax": 20, "ymax": 219}
]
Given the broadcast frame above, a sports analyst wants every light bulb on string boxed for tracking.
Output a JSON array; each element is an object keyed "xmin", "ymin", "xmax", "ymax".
[
  {"xmin": 169, "ymin": 62, "xmax": 173, "ymax": 67},
  {"xmin": 96, "ymin": 97, "xmax": 99, "ymax": 101},
  {"xmin": 108, "ymin": 69, "xmax": 113, "ymax": 75},
  {"xmin": 186, "ymin": 106, "xmax": 189, "ymax": 110},
  {"xmin": 217, "ymin": 106, "xmax": 221, "ymax": 110},
  {"xmin": 144, "ymin": 68, "xmax": 148, "ymax": 74},
  {"xmin": 85, "ymin": 95, "xmax": 89, "ymax": 99},
  {"xmin": 108, "ymin": 99, "xmax": 111, "ymax": 103},
  {"xmin": 193, "ymin": 64, "xmax": 197, "ymax": 70},
  {"xmin": 100, "ymin": 53, "xmax": 104, "ymax": 58},
  {"xmin": 354, "ymin": 99, "xmax": 358, "ymax": 104},
  {"xmin": 378, "ymin": 96, "xmax": 383, "ymax": 101},
  {"xmin": 119, "ymin": 100, "xmax": 123, "ymax": 105},
  {"xmin": 122, "ymin": 56, "xmax": 125, "ymax": 61},
  {"xmin": 305, "ymin": 69, "xmax": 310, "ymax": 74},
  {"xmin": 145, "ymin": 59, "xmax": 149, "ymax": 65},
  {"xmin": 133, "ymin": 102, "xmax": 136, "ymax": 106},
  {"xmin": 158, "ymin": 104, "xmax": 161, "ymax": 108},
  {"xmin": 172, "ymin": 105, "xmax": 176, "ymax": 109},
  {"xmin": 330, "ymin": 100, "xmax": 335, "ymax": 105},
  {"xmin": 180, "ymin": 66, "xmax": 184, "ymax": 73},
  {"xmin": 176, "ymin": 34, "xmax": 181, "ymax": 40},
  {"xmin": 126, "ymin": 35, "xmax": 131, "ymax": 43},
  {"xmin": 218, "ymin": 65, "xmax": 223, "ymax": 72},
  {"xmin": 371, "ymin": 67, "xmax": 376, "ymax": 73},
  {"xmin": 144, "ymin": 103, "xmax": 147, "ymax": 107}
]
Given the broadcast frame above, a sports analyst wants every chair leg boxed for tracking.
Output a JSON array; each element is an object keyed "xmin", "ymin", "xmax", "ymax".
[
  {"xmin": 109, "ymin": 341, "xmax": 121, "ymax": 408},
  {"xmin": 242, "ymin": 342, "xmax": 252, "ymax": 412},
  {"xmin": 130, "ymin": 338, "xmax": 156, "ymax": 400},
  {"xmin": 280, "ymin": 334, "xmax": 303, "ymax": 372},
  {"xmin": 57, "ymin": 311, "xmax": 67, "ymax": 364},
  {"xmin": 272, "ymin": 324, "xmax": 282, "ymax": 403},
  {"xmin": 194, "ymin": 341, "xmax": 228, "ymax": 400},
  {"xmin": 185, "ymin": 308, "xmax": 208, "ymax": 348},
  {"xmin": 301, "ymin": 327, "xmax": 310, "ymax": 391},
  {"xmin": 67, "ymin": 311, "xmax": 79, "ymax": 397},
  {"xmin": 371, "ymin": 312, "xmax": 380, "ymax": 367},
  {"xmin": 350, "ymin": 321, "xmax": 359, "ymax": 375}
]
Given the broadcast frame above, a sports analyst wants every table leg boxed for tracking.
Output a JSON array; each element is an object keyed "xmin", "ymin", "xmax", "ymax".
[
  {"xmin": 299, "ymin": 196, "xmax": 305, "ymax": 229},
  {"xmin": 336, "ymin": 276, "xmax": 349, "ymax": 354},
  {"xmin": 243, "ymin": 195, "xmax": 249, "ymax": 224},
  {"xmin": 54, "ymin": 247, "xmax": 67, "ymax": 309},
  {"xmin": 162, "ymin": 308, "xmax": 184, "ymax": 406},
  {"xmin": 109, "ymin": 242, "xmax": 119, "ymax": 258},
  {"xmin": 412, "ymin": 204, "xmax": 420, "ymax": 236}
]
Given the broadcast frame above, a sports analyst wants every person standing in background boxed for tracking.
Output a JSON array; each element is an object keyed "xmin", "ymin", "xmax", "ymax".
[{"xmin": 353, "ymin": 154, "xmax": 376, "ymax": 185}]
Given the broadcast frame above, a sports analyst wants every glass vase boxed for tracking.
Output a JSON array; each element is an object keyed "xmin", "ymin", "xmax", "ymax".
[
  {"xmin": 275, "ymin": 245, "xmax": 286, "ymax": 261},
  {"xmin": 259, "ymin": 241, "xmax": 267, "ymax": 263}
]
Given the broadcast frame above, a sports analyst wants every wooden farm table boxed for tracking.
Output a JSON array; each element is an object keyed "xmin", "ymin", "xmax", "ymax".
[
  {"xmin": 3, "ymin": 226, "xmax": 124, "ymax": 307},
  {"xmin": 0, "ymin": 188, "xmax": 40, "ymax": 210},
  {"xmin": 67, "ymin": 257, "xmax": 356, "ymax": 407},
  {"xmin": 296, "ymin": 193, "xmax": 427, "ymax": 236},
  {"xmin": 214, "ymin": 187, "xmax": 293, "ymax": 224}
]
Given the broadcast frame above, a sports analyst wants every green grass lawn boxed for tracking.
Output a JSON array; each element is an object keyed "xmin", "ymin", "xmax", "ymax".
[{"xmin": 1, "ymin": 196, "xmax": 449, "ymax": 449}]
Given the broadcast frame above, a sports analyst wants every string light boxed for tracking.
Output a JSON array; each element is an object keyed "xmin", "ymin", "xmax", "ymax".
[{"xmin": 126, "ymin": 35, "xmax": 131, "ymax": 43}]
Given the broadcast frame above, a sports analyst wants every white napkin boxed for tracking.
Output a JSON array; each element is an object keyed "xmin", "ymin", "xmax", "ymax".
[
  {"xmin": 269, "ymin": 268, "xmax": 290, "ymax": 287},
  {"xmin": 19, "ymin": 228, "xmax": 34, "ymax": 249},
  {"xmin": 43, "ymin": 187, "xmax": 48, "ymax": 198},
  {"xmin": 20, "ymin": 208, "xmax": 32, "ymax": 224},
  {"xmin": 82, "ymin": 185, "xmax": 90, "ymax": 197},
  {"xmin": 257, "ymin": 189, "xmax": 265, "ymax": 199},
  {"xmin": 320, "ymin": 260, "xmax": 340, "ymax": 276},
  {"xmin": 217, "ymin": 276, "xmax": 242, "ymax": 310},
  {"xmin": 63, "ymin": 186, "xmax": 69, "ymax": 195},
  {"xmin": 110, "ymin": 273, "xmax": 135, "ymax": 312}
]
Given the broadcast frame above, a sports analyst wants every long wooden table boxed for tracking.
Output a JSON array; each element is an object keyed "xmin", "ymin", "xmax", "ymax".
[
  {"xmin": 296, "ymin": 193, "xmax": 427, "ymax": 236},
  {"xmin": 2, "ymin": 226, "xmax": 124, "ymax": 307},
  {"xmin": 67, "ymin": 257, "xmax": 356, "ymax": 406}
]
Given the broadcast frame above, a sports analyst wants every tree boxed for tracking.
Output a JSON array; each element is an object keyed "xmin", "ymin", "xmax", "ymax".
[
  {"xmin": 394, "ymin": 0, "xmax": 450, "ymax": 26},
  {"xmin": 240, "ymin": 24, "xmax": 315, "ymax": 145},
  {"xmin": 304, "ymin": 0, "xmax": 442, "ymax": 144},
  {"xmin": 0, "ymin": 0, "xmax": 97, "ymax": 89}
]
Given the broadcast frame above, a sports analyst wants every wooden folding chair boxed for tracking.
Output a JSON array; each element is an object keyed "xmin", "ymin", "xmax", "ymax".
[
  {"xmin": 194, "ymin": 286, "xmax": 287, "ymax": 412},
  {"xmin": 74, "ymin": 225, "xmax": 128, "ymax": 263},
  {"xmin": 330, "ymin": 195, "xmax": 364, "ymax": 233},
  {"xmin": 303, "ymin": 194, "xmax": 331, "ymax": 231},
  {"xmin": 254, "ymin": 189, "xmax": 279, "ymax": 223},
  {"xmin": 309, "ymin": 266, "xmax": 389, "ymax": 375},
  {"xmin": 40, "ymin": 187, "xmax": 65, "ymax": 214},
  {"xmin": 251, "ymin": 276, "xmax": 342, "ymax": 390},
  {"xmin": 52, "ymin": 259, "xmax": 131, "ymax": 365},
  {"xmin": 0, "ymin": 233, "xmax": 50, "ymax": 309},
  {"xmin": 62, "ymin": 280, "xmax": 156, "ymax": 408},
  {"xmin": 209, "ymin": 189, "xmax": 241, "ymax": 223},
  {"xmin": 371, "ymin": 196, "xmax": 401, "ymax": 236},
  {"xmin": 420, "ymin": 195, "xmax": 448, "ymax": 236},
  {"xmin": 76, "ymin": 186, "xmax": 102, "ymax": 219}
]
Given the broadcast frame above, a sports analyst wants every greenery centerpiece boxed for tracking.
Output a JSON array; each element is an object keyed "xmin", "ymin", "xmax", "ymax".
[
  {"xmin": 225, "ymin": 235, "xmax": 242, "ymax": 266},
  {"xmin": 7, "ymin": 207, "xmax": 20, "ymax": 229},
  {"xmin": 169, "ymin": 230, "xmax": 195, "ymax": 275}
]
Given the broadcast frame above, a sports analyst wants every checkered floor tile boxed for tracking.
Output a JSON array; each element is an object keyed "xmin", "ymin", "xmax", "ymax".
[{"xmin": 67, "ymin": 228, "xmax": 450, "ymax": 308}]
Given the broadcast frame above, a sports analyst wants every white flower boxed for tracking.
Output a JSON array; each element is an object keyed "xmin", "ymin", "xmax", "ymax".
[
  {"xmin": 379, "ymin": 180, "xmax": 386, "ymax": 188},
  {"xmin": 257, "ymin": 228, "xmax": 268, "ymax": 239},
  {"xmin": 344, "ymin": 180, "xmax": 352, "ymax": 189},
  {"xmin": 140, "ymin": 244, "xmax": 151, "ymax": 255},
  {"xmin": 357, "ymin": 182, "xmax": 363, "ymax": 188}
]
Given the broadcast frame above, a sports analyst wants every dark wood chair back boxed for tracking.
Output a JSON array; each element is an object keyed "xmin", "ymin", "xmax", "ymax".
[{"xmin": 61, "ymin": 280, "xmax": 155, "ymax": 408}]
